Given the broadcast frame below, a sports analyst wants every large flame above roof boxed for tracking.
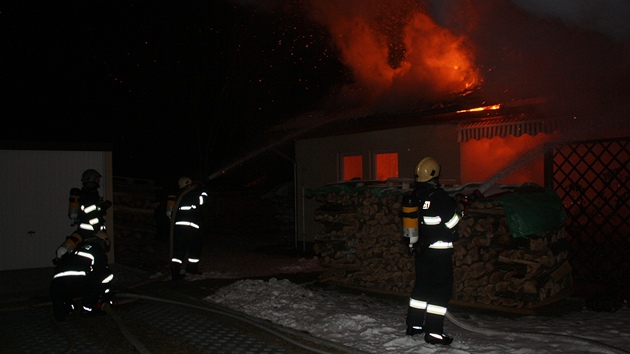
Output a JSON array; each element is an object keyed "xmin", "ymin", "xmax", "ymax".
[{"xmin": 304, "ymin": 0, "xmax": 481, "ymax": 113}]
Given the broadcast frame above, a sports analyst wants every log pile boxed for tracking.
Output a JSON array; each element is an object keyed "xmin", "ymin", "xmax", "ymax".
[
  {"xmin": 311, "ymin": 185, "xmax": 573, "ymax": 311},
  {"xmin": 112, "ymin": 177, "xmax": 163, "ymax": 254},
  {"xmin": 453, "ymin": 200, "xmax": 572, "ymax": 310}
]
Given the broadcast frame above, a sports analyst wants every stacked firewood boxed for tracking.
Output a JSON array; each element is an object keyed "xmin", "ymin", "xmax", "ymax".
[
  {"xmin": 313, "ymin": 187, "xmax": 415, "ymax": 294},
  {"xmin": 311, "ymin": 185, "xmax": 573, "ymax": 311},
  {"xmin": 111, "ymin": 177, "xmax": 163, "ymax": 253},
  {"xmin": 454, "ymin": 200, "xmax": 572, "ymax": 309}
]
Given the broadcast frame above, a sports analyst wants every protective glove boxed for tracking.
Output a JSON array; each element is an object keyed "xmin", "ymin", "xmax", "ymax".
[{"xmin": 102, "ymin": 200, "xmax": 113, "ymax": 210}]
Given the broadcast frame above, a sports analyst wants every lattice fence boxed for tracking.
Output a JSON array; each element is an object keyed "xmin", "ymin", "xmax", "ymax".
[{"xmin": 546, "ymin": 137, "xmax": 630, "ymax": 294}]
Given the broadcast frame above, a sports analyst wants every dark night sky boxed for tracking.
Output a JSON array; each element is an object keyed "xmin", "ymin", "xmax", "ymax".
[
  {"xmin": 2, "ymin": 0, "xmax": 629, "ymax": 189},
  {"xmin": 1, "ymin": 1, "xmax": 346, "ymax": 187}
]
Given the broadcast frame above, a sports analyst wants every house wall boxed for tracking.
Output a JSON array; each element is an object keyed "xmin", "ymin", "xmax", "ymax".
[
  {"xmin": 0, "ymin": 149, "xmax": 113, "ymax": 271},
  {"xmin": 295, "ymin": 123, "xmax": 460, "ymax": 249}
]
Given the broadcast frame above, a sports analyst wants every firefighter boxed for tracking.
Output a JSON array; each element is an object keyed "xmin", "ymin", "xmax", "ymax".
[
  {"xmin": 55, "ymin": 169, "xmax": 112, "ymax": 262},
  {"xmin": 404, "ymin": 157, "xmax": 461, "ymax": 345},
  {"xmin": 50, "ymin": 231, "xmax": 114, "ymax": 321},
  {"xmin": 168, "ymin": 176, "xmax": 208, "ymax": 280}
]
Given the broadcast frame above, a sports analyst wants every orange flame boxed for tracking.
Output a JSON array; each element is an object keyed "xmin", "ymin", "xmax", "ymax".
[
  {"xmin": 456, "ymin": 104, "xmax": 501, "ymax": 113},
  {"xmin": 306, "ymin": 0, "xmax": 481, "ymax": 108}
]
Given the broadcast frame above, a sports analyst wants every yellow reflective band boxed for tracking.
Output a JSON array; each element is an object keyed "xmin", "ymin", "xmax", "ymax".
[
  {"xmin": 428, "ymin": 241, "xmax": 453, "ymax": 249},
  {"xmin": 427, "ymin": 304, "xmax": 447, "ymax": 316},
  {"xmin": 423, "ymin": 216, "xmax": 441, "ymax": 225},
  {"xmin": 409, "ymin": 298, "xmax": 427, "ymax": 310},
  {"xmin": 445, "ymin": 213, "xmax": 460, "ymax": 229}
]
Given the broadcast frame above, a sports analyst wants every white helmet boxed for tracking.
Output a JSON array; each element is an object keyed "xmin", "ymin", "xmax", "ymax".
[
  {"xmin": 415, "ymin": 157, "xmax": 440, "ymax": 182},
  {"xmin": 178, "ymin": 176, "xmax": 192, "ymax": 189}
]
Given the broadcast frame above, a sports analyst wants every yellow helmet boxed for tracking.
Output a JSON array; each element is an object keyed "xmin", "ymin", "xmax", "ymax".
[
  {"xmin": 178, "ymin": 176, "xmax": 192, "ymax": 189},
  {"xmin": 415, "ymin": 157, "xmax": 440, "ymax": 182}
]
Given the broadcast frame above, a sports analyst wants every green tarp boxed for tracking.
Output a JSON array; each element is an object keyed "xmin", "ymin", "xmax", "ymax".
[{"xmin": 494, "ymin": 187, "xmax": 568, "ymax": 238}]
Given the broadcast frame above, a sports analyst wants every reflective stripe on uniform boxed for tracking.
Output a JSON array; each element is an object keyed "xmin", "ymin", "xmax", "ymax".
[
  {"xmin": 53, "ymin": 270, "xmax": 87, "ymax": 278},
  {"xmin": 76, "ymin": 251, "xmax": 95, "ymax": 265},
  {"xmin": 80, "ymin": 223, "xmax": 94, "ymax": 230},
  {"xmin": 175, "ymin": 221, "xmax": 199, "ymax": 229},
  {"xmin": 427, "ymin": 304, "xmax": 447, "ymax": 316},
  {"xmin": 102, "ymin": 274, "xmax": 114, "ymax": 283},
  {"xmin": 423, "ymin": 215, "xmax": 441, "ymax": 225},
  {"xmin": 409, "ymin": 298, "xmax": 427, "ymax": 310},
  {"xmin": 428, "ymin": 241, "xmax": 453, "ymax": 249},
  {"xmin": 445, "ymin": 212, "xmax": 460, "ymax": 229},
  {"xmin": 83, "ymin": 204, "xmax": 97, "ymax": 213}
]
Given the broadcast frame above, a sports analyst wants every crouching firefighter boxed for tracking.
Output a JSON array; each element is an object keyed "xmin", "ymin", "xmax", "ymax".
[
  {"xmin": 167, "ymin": 176, "xmax": 208, "ymax": 280},
  {"xmin": 49, "ymin": 231, "xmax": 114, "ymax": 321},
  {"xmin": 402, "ymin": 157, "xmax": 461, "ymax": 345}
]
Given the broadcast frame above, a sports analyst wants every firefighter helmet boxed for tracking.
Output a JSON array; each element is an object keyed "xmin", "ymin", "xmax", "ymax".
[
  {"xmin": 178, "ymin": 176, "xmax": 192, "ymax": 189},
  {"xmin": 415, "ymin": 157, "xmax": 440, "ymax": 182},
  {"xmin": 81, "ymin": 169, "xmax": 102, "ymax": 185}
]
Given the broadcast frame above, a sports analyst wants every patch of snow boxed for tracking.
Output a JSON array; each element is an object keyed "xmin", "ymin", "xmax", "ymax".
[{"xmin": 205, "ymin": 278, "xmax": 630, "ymax": 354}]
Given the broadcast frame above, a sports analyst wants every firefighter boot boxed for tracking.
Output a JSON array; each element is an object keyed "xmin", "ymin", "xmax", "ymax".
[
  {"xmin": 424, "ymin": 333, "xmax": 453, "ymax": 345},
  {"xmin": 170, "ymin": 263, "xmax": 185, "ymax": 281}
]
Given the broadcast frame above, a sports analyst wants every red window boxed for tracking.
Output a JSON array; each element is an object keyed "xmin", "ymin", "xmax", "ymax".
[
  {"xmin": 341, "ymin": 155, "xmax": 363, "ymax": 180},
  {"xmin": 374, "ymin": 152, "xmax": 398, "ymax": 181}
]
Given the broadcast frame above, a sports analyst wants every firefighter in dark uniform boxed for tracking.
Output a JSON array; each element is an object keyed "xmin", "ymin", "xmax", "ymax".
[
  {"xmin": 167, "ymin": 176, "xmax": 208, "ymax": 280},
  {"xmin": 55, "ymin": 169, "xmax": 112, "ymax": 261},
  {"xmin": 50, "ymin": 231, "xmax": 113, "ymax": 321},
  {"xmin": 404, "ymin": 157, "xmax": 461, "ymax": 345}
]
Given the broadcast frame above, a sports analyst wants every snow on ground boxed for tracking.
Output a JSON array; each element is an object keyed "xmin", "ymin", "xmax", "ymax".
[{"xmin": 197, "ymin": 259, "xmax": 630, "ymax": 354}]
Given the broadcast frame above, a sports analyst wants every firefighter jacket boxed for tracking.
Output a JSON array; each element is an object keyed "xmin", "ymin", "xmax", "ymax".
[
  {"xmin": 77, "ymin": 186, "xmax": 109, "ymax": 235},
  {"xmin": 173, "ymin": 184, "xmax": 208, "ymax": 230},
  {"xmin": 52, "ymin": 238, "xmax": 113, "ymax": 289},
  {"xmin": 411, "ymin": 183, "xmax": 461, "ymax": 248}
]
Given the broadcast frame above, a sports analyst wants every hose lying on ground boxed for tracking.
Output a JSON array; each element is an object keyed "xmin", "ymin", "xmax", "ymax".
[
  {"xmin": 446, "ymin": 311, "xmax": 630, "ymax": 354},
  {"xmin": 101, "ymin": 303, "xmax": 151, "ymax": 354},
  {"xmin": 115, "ymin": 292, "xmax": 368, "ymax": 354}
]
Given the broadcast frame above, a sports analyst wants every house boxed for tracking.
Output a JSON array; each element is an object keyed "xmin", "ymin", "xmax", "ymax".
[
  {"xmin": 0, "ymin": 142, "xmax": 114, "ymax": 271},
  {"xmin": 294, "ymin": 97, "xmax": 630, "ymax": 253}
]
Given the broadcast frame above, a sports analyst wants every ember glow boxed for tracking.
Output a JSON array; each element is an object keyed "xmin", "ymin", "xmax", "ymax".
[{"xmin": 456, "ymin": 104, "xmax": 501, "ymax": 113}]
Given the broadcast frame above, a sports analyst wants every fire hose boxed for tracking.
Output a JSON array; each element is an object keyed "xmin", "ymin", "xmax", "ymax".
[
  {"xmin": 445, "ymin": 311, "xmax": 630, "ymax": 354},
  {"xmin": 112, "ymin": 292, "xmax": 367, "ymax": 354}
]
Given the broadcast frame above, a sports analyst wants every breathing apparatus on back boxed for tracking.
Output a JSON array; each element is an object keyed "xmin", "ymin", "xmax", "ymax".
[{"xmin": 401, "ymin": 194, "xmax": 419, "ymax": 254}]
